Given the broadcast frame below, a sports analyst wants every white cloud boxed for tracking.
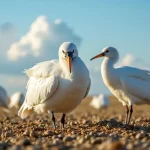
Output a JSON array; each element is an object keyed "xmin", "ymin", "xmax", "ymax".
[
  {"xmin": 118, "ymin": 53, "xmax": 150, "ymax": 70},
  {"xmin": 118, "ymin": 53, "xmax": 135, "ymax": 66},
  {"xmin": 7, "ymin": 16, "xmax": 81, "ymax": 61}
]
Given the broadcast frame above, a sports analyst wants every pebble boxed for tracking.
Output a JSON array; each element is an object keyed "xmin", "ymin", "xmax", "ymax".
[{"xmin": 17, "ymin": 138, "xmax": 31, "ymax": 146}]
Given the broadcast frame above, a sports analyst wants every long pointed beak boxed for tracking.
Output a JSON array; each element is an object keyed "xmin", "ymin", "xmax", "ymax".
[
  {"xmin": 67, "ymin": 56, "xmax": 72, "ymax": 73},
  {"xmin": 90, "ymin": 52, "xmax": 105, "ymax": 61}
]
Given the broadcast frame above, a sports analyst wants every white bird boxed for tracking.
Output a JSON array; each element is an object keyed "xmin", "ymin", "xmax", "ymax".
[
  {"xmin": 90, "ymin": 47, "xmax": 150, "ymax": 124},
  {"xmin": 9, "ymin": 92, "xmax": 24, "ymax": 109},
  {"xmin": 0, "ymin": 86, "xmax": 8, "ymax": 109},
  {"xmin": 18, "ymin": 42, "xmax": 91, "ymax": 128},
  {"xmin": 90, "ymin": 94, "xmax": 109, "ymax": 110}
]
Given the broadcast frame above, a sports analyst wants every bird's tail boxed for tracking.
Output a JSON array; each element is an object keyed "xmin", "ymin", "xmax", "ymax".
[{"xmin": 18, "ymin": 102, "xmax": 33, "ymax": 119}]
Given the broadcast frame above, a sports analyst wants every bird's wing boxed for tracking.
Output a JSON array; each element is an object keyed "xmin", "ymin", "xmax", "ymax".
[
  {"xmin": 25, "ymin": 60, "xmax": 60, "ymax": 78},
  {"xmin": 83, "ymin": 78, "xmax": 91, "ymax": 99},
  {"xmin": 119, "ymin": 67, "xmax": 150, "ymax": 100},
  {"xmin": 24, "ymin": 60, "xmax": 60, "ymax": 106}
]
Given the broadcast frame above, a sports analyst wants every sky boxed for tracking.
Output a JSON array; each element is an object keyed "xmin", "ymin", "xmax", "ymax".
[{"xmin": 0, "ymin": 0, "xmax": 150, "ymax": 96}]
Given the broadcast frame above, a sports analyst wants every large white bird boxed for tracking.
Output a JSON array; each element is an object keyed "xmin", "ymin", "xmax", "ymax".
[
  {"xmin": 90, "ymin": 94, "xmax": 109, "ymax": 110},
  {"xmin": 0, "ymin": 86, "xmax": 8, "ymax": 109},
  {"xmin": 9, "ymin": 92, "xmax": 24, "ymax": 109},
  {"xmin": 90, "ymin": 47, "xmax": 150, "ymax": 124},
  {"xmin": 18, "ymin": 42, "xmax": 91, "ymax": 128}
]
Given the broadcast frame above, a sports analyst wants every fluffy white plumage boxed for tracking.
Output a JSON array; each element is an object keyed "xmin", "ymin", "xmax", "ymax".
[
  {"xmin": 90, "ymin": 94, "xmax": 109, "ymax": 109},
  {"xmin": 9, "ymin": 92, "xmax": 24, "ymax": 108},
  {"xmin": 91, "ymin": 47, "xmax": 150, "ymax": 123},
  {"xmin": 0, "ymin": 86, "xmax": 8, "ymax": 108},
  {"xmin": 18, "ymin": 42, "xmax": 90, "ymax": 119}
]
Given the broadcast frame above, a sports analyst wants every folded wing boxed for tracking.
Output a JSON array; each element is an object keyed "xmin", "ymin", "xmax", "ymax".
[
  {"xmin": 18, "ymin": 60, "xmax": 60, "ymax": 119},
  {"xmin": 120, "ymin": 67, "xmax": 150, "ymax": 100}
]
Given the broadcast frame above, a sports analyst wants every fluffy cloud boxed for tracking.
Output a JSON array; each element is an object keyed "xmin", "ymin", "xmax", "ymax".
[
  {"xmin": 118, "ymin": 53, "xmax": 135, "ymax": 66},
  {"xmin": 118, "ymin": 53, "xmax": 150, "ymax": 70},
  {"xmin": 7, "ymin": 16, "xmax": 81, "ymax": 61}
]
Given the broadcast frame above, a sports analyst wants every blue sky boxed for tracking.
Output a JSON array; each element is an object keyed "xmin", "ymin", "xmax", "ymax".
[{"xmin": 0, "ymin": 0, "xmax": 150, "ymax": 95}]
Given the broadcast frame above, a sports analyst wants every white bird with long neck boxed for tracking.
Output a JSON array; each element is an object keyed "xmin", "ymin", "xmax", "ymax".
[
  {"xmin": 18, "ymin": 42, "xmax": 91, "ymax": 128},
  {"xmin": 90, "ymin": 47, "xmax": 150, "ymax": 124}
]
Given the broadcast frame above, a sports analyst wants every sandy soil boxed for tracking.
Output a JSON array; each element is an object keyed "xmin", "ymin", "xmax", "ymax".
[{"xmin": 0, "ymin": 96, "xmax": 149, "ymax": 150}]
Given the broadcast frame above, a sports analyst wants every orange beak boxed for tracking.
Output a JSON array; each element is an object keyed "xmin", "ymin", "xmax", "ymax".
[
  {"xmin": 67, "ymin": 56, "xmax": 72, "ymax": 73},
  {"xmin": 90, "ymin": 52, "xmax": 105, "ymax": 61}
]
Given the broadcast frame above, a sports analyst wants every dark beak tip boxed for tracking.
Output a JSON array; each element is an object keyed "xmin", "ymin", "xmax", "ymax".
[{"xmin": 90, "ymin": 58, "xmax": 94, "ymax": 61}]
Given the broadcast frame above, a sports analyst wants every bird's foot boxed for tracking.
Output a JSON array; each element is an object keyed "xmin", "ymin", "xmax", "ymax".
[
  {"xmin": 51, "ymin": 122, "xmax": 56, "ymax": 129},
  {"xmin": 60, "ymin": 113, "xmax": 66, "ymax": 129}
]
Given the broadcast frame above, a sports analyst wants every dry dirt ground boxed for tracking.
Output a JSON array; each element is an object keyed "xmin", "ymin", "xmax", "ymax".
[{"xmin": 0, "ymin": 96, "xmax": 149, "ymax": 150}]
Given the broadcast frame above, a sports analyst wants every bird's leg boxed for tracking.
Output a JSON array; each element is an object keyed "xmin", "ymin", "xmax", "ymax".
[
  {"xmin": 51, "ymin": 111, "xmax": 56, "ymax": 129},
  {"xmin": 60, "ymin": 113, "xmax": 66, "ymax": 128},
  {"xmin": 125, "ymin": 105, "xmax": 129, "ymax": 124},
  {"xmin": 127, "ymin": 105, "xmax": 133, "ymax": 124}
]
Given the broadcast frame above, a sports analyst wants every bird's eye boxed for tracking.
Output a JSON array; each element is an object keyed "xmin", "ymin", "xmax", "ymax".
[
  {"xmin": 72, "ymin": 50, "xmax": 74, "ymax": 53},
  {"xmin": 105, "ymin": 50, "xmax": 109, "ymax": 53},
  {"xmin": 62, "ymin": 50, "xmax": 65, "ymax": 53}
]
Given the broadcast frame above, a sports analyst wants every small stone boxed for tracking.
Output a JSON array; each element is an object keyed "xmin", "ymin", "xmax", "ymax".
[
  {"xmin": 23, "ymin": 130, "xmax": 30, "ymax": 136},
  {"xmin": 43, "ymin": 131, "xmax": 55, "ymax": 136},
  {"xmin": 135, "ymin": 133, "xmax": 144, "ymax": 139},
  {"xmin": 52, "ymin": 135, "xmax": 58, "ymax": 140},
  {"xmin": 90, "ymin": 138, "xmax": 102, "ymax": 145},
  {"xmin": 30, "ymin": 130, "xmax": 38, "ymax": 138},
  {"xmin": 98, "ymin": 140, "xmax": 122, "ymax": 150},
  {"xmin": 77, "ymin": 137, "xmax": 86, "ymax": 144},
  {"xmin": 10, "ymin": 137, "xmax": 17, "ymax": 144},
  {"xmin": 7, "ymin": 145, "xmax": 21, "ymax": 150},
  {"xmin": 126, "ymin": 143, "xmax": 134, "ymax": 150},
  {"xmin": 63, "ymin": 136, "xmax": 73, "ymax": 142},
  {"xmin": 4, "ymin": 131, "xmax": 12, "ymax": 137},
  {"xmin": 0, "ymin": 142, "xmax": 8, "ymax": 150},
  {"xmin": 17, "ymin": 138, "xmax": 31, "ymax": 146},
  {"xmin": 52, "ymin": 138, "xmax": 60, "ymax": 145},
  {"xmin": 142, "ymin": 143, "xmax": 149, "ymax": 149}
]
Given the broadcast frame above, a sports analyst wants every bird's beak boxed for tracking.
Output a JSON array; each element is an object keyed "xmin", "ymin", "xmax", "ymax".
[
  {"xmin": 67, "ymin": 56, "xmax": 72, "ymax": 73},
  {"xmin": 90, "ymin": 52, "xmax": 105, "ymax": 61}
]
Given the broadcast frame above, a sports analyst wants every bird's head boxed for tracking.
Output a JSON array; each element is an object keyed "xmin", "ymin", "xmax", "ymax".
[
  {"xmin": 59, "ymin": 42, "xmax": 78, "ymax": 73},
  {"xmin": 90, "ymin": 47, "xmax": 119, "ymax": 61}
]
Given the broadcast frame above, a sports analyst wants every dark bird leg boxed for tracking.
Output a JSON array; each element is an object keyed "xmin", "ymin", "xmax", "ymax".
[
  {"xmin": 127, "ymin": 105, "xmax": 133, "ymax": 124},
  {"xmin": 125, "ymin": 105, "xmax": 129, "ymax": 124},
  {"xmin": 61, "ymin": 113, "xmax": 66, "ymax": 128},
  {"xmin": 51, "ymin": 111, "xmax": 56, "ymax": 128}
]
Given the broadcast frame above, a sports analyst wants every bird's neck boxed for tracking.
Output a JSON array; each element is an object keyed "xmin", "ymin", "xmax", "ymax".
[
  {"xmin": 59, "ymin": 57, "xmax": 88, "ymax": 80},
  {"xmin": 101, "ymin": 57, "xmax": 117, "ymax": 86}
]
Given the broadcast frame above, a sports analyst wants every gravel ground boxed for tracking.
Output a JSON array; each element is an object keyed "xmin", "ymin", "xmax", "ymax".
[{"xmin": 0, "ymin": 96, "xmax": 149, "ymax": 150}]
